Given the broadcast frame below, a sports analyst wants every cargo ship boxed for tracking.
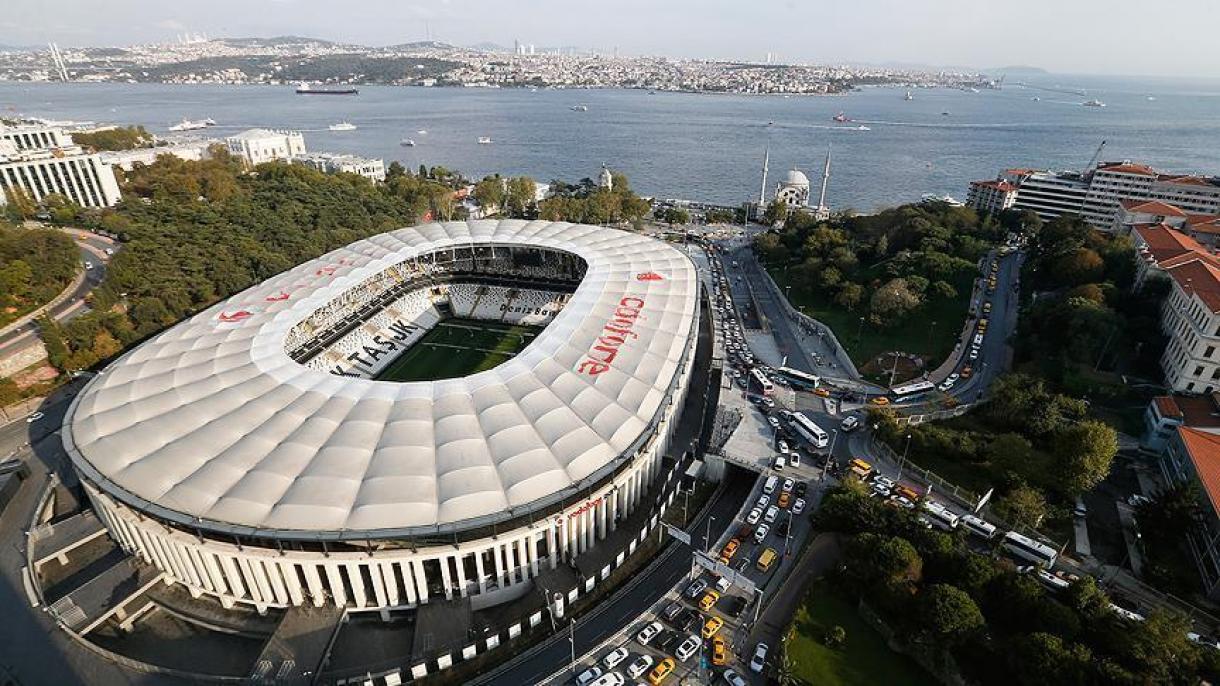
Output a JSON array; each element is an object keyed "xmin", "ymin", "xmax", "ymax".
[{"xmin": 295, "ymin": 82, "xmax": 359, "ymax": 96}]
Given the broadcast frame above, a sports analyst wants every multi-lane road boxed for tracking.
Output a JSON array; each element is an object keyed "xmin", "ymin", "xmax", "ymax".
[{"xmin": 0, "ymin": 228, "xmax": 116, "ymax": 357}]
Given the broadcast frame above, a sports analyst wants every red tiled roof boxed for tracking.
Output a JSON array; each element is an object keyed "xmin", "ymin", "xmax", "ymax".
[
  {"xmin": 1174, "ymin": 394, "xmax": 1220, "ymax": 428},
  {"xmin": 1177, "ymin": 427, "xmax": 1220, "ymax": 515},
  {"xmin": 1187, "ymin": 214, "xmax": 1220, "ymax": 235},
  {"xmin": 1135, "ymin": 223, "xmax": 1213, "ymax": 264},
  {"xmin": 1120, "ymin": 199, "xmax": 1188, "ymax": 217},
  {"xmin": 1155, "ymin": 395, "xmax": 1184, "ymax": 420},
  {"xmin": 971, "ymin": 179, "xmax": 1018, "ymax": 192},
  {"xmin": 1159, "ymin": 175, "xmax": 1215, "ymax": 187},
  {"xmin": 1098, "ymin": 162, "xmax": 1157, "ymax": 176},
  {"xmin": 1166, "ymin": 258, "xmax": 1220, "ymax": 313}
]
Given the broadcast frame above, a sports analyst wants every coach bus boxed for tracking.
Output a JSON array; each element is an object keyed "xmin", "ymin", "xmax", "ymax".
[
  {"xmin": 789, "ymin": 411, "xmax": 829, "ymax": 449},
  {"xmin": 776, "ymin": 366, "xmax": 820, "ymax": 390},
  {"xmin": 749, "ymin": 368, "xmax": 773, "ymax": 396},
  {"xmin": 890, "ymin": 380, "xmax": 936, "ymax": 400},
  {"xmin": 1001, "ymin": 531, "xmax": 1058, "ymax": 567}
]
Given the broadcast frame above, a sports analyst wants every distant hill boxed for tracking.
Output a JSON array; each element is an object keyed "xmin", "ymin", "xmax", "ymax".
[
  {"xmin": 985, "ymin": 65, "xmax": 1049, "ymax": 75},
  {"xmin": 0, "ymin": 44, "xmax": 39, "ymax": 53},
  {"xmin": 383, "ymin": 40, "xmax": 460, "ymax": 52},
  {"xmin": 467, "ymin": 42, "xmax": 509, "ymax": 53},
  {"xmin": 221, "ymin": 36, "xmax": 338, "ymax": 47}
]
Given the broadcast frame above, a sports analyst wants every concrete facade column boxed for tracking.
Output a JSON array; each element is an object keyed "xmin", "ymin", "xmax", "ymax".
[
  {"xmin": 379, "ymin": 562, "xmax": 400, "ymax": 606},
  {"xmin": 303, "ymin": 564, "xmax": 325, "ymax": 607},
  {"xmin": 515, "ymin": 537, "xmax": 529, "ymax": 582},
  {"xmin": 347, "ymin": 564, "xmax": 368, "ymax": 608},
  {"xmin": 410, "ymin": 559, "xmax": 429, "ymax": 605},
  {"xmin": 368, "ymin": 562, "xmax": 389, "ymax": 607},
  {"xmin": 456, "ymin": 552, "xmax": 469, "ymax": 597},
  {"xmin": 439, "ymin": 555, "xmax": 454, "ymax": 600},
  {"xmin": 558, "ymin": 517, "xmax": 569, "ymax": 564},
  {"xmin": 547, "ymin": 523, "xmax": 558, "ymax": 570},
  {"xmin": 597, "ymin": 499, "xmax": 608, "ymax": 540},
  {"xmin": 528, "ymin": 533, "xmax": 540, "ymax": 577},
  {"xmin": 475, "ymin": 549, "xmax": 488, "ymax": 593},
  {"xmin": 399, "ymin": 562, "xmax": 418, "ymax": 606},
  {"xmin": 281, "ymin": 562, "xmax": 305, "ymax": 605},
  {"xmin": 493, "ymin": 543, "xmax": 506, "ymax": 587},
  {"xmin": 324, "ymin": 563, "xmax": 347, "ymax": 606},
  {"xmin": 610, "ymin": 488, "xmax": 620, "ymax": 531}
]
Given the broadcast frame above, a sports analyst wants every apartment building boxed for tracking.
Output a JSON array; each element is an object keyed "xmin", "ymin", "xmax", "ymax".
[
  {"xmin": 965, "ymin": 178, "xmax": 1018, "ymax": 214},
  {"xmin": 0, "ymin": 140, "xmax": 122, "ymax": 208},
  {"xmin": 294, "ymin": 153, "xmax": 385, "ymax": 182}
]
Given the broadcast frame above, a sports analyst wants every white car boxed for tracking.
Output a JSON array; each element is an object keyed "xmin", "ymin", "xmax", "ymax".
[
  {"xmin": 756, "ymin": 494, "xmax": 770, "ymax": 509},
  {"xmin": 685, "ymin": 579, "xmax": 708, "ymax": 599},
  {"xmin": 746, "ymin": 507, "xmax": 763, "ymax": 525},
  {"xmin": 715, "ymin": 575, "xmax": 732, "ymax": 593},
  {"xmin": 764, "ymin": 505, "xmax": 780, "ymax": 523},
  {"xmin": 626, "ymin": 654, "xmax": 654, "ymax": 679},
  {"xmin": 25, "ymin": 411, "xmax": 44, "ymax": 423},
  {"xmin": 767, "ymin": 416, "xmax": 779, "ymax": 429},
  {"xmin": 782, "ymin": 478, "xmax": 795, "ymax": 493},
  {"xmin": 777, "ymin": 440, "xmax": 790, "ymax": 454},
  {"xmin": 789, "ymin": 451, "xmax": 801, "ymax": 467},
  {"xmin": 723, "ymin": 669, "xmax": 748, "ymax": 686},
  {"xmin": 773, "ymin": 455, "xmax": 786, "ymax": 470},
  {"xmin": 969, "ymin": 347, "xmax": 980, "ymax": 360},
  {"xmin": 601, "ymin": 647, "xmax": 629, "ymax": 671},
  {"xmin": 754, "ymin": 523, "xmax": 770, "ymax": 543},
  {"xmin": 576, "ymin": 665, "xmax": 603, "ymax": 686},
  {"xmin": 636, "ymin": 621, "xmax": 663, "ymax": 645},
  {"xmin": 792, "ymin": 498, "xmax": 806, "ymax": 515},
  {"xmin": 675, "ymin": 635, "xmax": 703, "ymax": 662},
  {"xmin": 840, "ymin": 415, "xmax": 860, "ymax": 432},
  {"xmin": 84, "ymin": 261, "xmax": 93, "ymax": 269},
  {"xmin": 749, "ymin": 642, "xmax": 769, "ymax": 673},
  {"xmin": 872, "ymin": 475, "xmax": 895, "ymax": 490}
]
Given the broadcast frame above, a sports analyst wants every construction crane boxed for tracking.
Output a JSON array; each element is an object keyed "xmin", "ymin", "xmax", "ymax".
[{"xmin": 1082, "ymin": 140, "xmax": 1107, "ymax": 176}]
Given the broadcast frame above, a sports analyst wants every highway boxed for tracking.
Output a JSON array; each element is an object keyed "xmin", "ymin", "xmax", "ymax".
[
  {"xmin": 476, "ymin": 475, "xmax": 754, "ymax": 686},
  {"xmin": 0, "ymin": 228, "xmax": 116, "ymax": 357}
]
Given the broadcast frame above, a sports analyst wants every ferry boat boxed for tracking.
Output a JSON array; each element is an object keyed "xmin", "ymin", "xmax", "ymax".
[
  {"xmin": 328, "ymin": 121, "xmax": 357, "ymax": 131},
  {"xmin": 831, "ymin": 112, "xmax": 850, "ymax": 123},
  {"xmin": 477, "ymin": 136, "xmax": 493, "ymax": 144},
  {"xmin": 570, "ymin": 104, "xmax": 589, "ymax": 111},
  {"xmin": 1082, "ymin": 99, "xmax": 1106, "ymax": 107},
  {"xmin": 168, "ymin": 118, "xmax": 211, "ymax": 131},
  {"xmin": 400, "ymin": 139, "xmax": 416, "ymax": 147},
  {"xmin": 295, "ymin": 82, "xmax": 359, "ymax": 96}
]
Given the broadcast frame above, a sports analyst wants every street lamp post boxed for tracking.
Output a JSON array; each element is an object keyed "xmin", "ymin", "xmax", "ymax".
[
  {"xmin": 856, "ymin": 316, "xmax": 866, "ymax": 347},
  {"xmin": 897, "ymin": 433, "xmax": 912, "ymax": 481},
  {"xmin": 821, "ymin": 429, "xmax": 839, "ymax": 483}
]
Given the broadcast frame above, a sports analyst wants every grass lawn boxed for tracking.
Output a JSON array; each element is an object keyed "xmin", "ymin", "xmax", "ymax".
[
  {"xmin": 770, "ymin": 267, "xmax": 975, "ymax": 370},
  {"xmin": 789, "ymin": 581, "xmax": 937, "ymax": 686},
  {"xmin": 375, "ymin": 319, "xmax": 539, "ymax": 382}
]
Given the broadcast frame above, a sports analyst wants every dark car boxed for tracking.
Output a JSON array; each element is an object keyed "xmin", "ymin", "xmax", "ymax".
[
  {"xmin": 795, "ymin": 481, "xmax": 808, "ymax": 497},
  {"xmin": 662, "ymin": 602, "xmax": 683, "ymax": 623},
  {"xmin": 674, "ymin": 608, "xmax": 700, "ymax": 632},
  {"xmin": 723, "ymin": 595, "xmax": 748, "ymax": 618}
]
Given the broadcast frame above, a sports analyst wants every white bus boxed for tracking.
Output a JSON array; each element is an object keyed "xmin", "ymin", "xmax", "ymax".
[
  {"xmin": 776, "ymin": 366, "xmax": 820, "ymax": 390},
  {"xmin": 749, "ymin": 368, "xmax": 773, "ymax": 396},
  {"xmin": 1001, "ymin": 531, "xmax": 1058, "ymax": 567},
  {"xmin": 891, "ymin": 380, "xmax": 935, "ymax": 399},
  {"xmin": 789, "ymin": 412, "xmax": 829, "ymax": 449},
  {"xmin": 959, "ymin": 514, "xmax": 998, "ymax": 540}
]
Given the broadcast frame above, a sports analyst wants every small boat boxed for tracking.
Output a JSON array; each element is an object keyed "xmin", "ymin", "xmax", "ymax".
[
  {"xmin": 417, "ymin": 129, "xmax": 428, "ymax": 135},
  {"xmin": 202, "ymin": 117, "xmax": 216, "ymax": 126},
  {"xmin": 904, "ymin": 90, "xmax": 913, "ymax": 101},
  {"xmin": 855, "ymin": 125, "xmax": 871, "ymax": 131},
  {"xmin": 478, "ymin": 136, "xmax": 493, "ymax": 144},
  {"xmin": 400, "ymin": 139, "xmax": 416, "ymax": 147},
  {"xmin": 1031, "ymin": 96, "xmax": 1041, "ymax": 101},
  {"xmin": 329, "ymin": 121, "xmax": 357, "ymax": 131},
  {"xmin": 1082, "ymin": 99, "xmax": 1106, "ymax": 107},
  {"xmin": 168, "ymin": 118, "xmax": 209, "ymax": 131},
  {"xmin": 1147, "ymin": 96, "xmax": 1157, "ymax": 101},
  {"xmin": 570, "ymin": 104, "xmax": 588, "ymax": 111},
  {"xmin": 941, "ymin": 111, "xmax": 951, "ymax": 116},
  {"xmin": 832, "ymin": 112, "xmax": 850, "ymax": 123},
  {"xmin": 296, "ymin": 82, "xmax": 358, "ymax": 95}
]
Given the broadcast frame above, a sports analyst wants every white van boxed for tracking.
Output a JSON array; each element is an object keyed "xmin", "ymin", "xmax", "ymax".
[
  {"xmin": 773, "ymin": 455, "xmax": 786, "ymax": 471},
  {"xmin": 763, "ymin": 475, "xmax": 779, "ymax": 494},
  {"xmin": 764, "ymin": 505, "xmax": 780, "ymax": 523},
  {"xmin": 922, "ymin": 502, "xmax": 960, "ymax": 531}
]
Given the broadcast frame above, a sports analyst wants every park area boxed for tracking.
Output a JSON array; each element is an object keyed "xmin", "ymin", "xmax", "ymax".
[
  {"xmin": 375, "ymin": 319, "xmax": 539, "ymax": 382},
  {"xmin": 770, "ymin": 266, "xmax": 975, "ymax": 374},
  {"xmin": 787, "ymin": 581, "xmax": 937, "ymax": 686}
]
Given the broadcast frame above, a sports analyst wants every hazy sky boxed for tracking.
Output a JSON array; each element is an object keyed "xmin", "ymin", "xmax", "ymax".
[{"xmin": 4, "ymin": 0, "xmax": 1218, "ymax": 78}]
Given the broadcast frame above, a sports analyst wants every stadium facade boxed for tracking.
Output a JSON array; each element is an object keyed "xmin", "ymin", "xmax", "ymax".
[{"xmin": 63, "ymin": 220, "xmax": 699, "ymax": 612}]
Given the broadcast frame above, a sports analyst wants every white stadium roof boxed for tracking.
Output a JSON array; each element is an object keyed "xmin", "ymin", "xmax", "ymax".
[{"xmin": 64, "ymin": 220, "xmax": 699, "ymax": 539}]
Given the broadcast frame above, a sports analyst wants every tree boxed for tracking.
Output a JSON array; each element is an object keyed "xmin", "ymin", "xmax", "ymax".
[
  {"xmin": 993, "ymin": 484, "xmax": 1048, "ymax": 530},
  {"xmin": 917, "ymin": 584, "xmax": 984, "ymax": 644},
  {"xmin": 1055, "ymin": 420, "xmax": 1118, "ymax": 495},
  {"xmin": 930, "ymin": 280, "xmax": 957, "ymax": 299},
  {"xmin": 38, "ymin": 316, "xmax": 70, "ymax": 372},
  {"xmin": 0, "ymin": 377, "xmax": 20, "ymax": 407},
  {"xmin": 823, "ymin": 625, "xmax": 846, "ymax": 649},
  {"xmin": 987, "ymin": 433, "xmax": 1036, "ymax": 477},
  {"xmin": 504, "ymin": 177, "xmax": 537, "ymax": 218},
  {"xmin": 753, "ymin": 233, "xmax": 788, "ymax": 264},
  {"xmin": 762, "ymin": 198, "xmax": 789, "ymax": 226},
  {"xmin": 835, "ymin": 282, "xmax": 865, "ymax": 310},
  {"xmin": 845, "ymin": 532, "xmax": 923, "ymax": 591},
  {"xmin": 1137, "ymin": 481, "xmax": 1203, "ymax": 535},
  {"xmin": 869, "ymin": 278, "xmax": 923, "ymax": 325},
  {"xmin": 1007, "ymin": 632, "xmax": 1093, "ymax": 685},
  {"xmin": 472, "ymin": 176, "xmax": 505, "ymax": 214}
]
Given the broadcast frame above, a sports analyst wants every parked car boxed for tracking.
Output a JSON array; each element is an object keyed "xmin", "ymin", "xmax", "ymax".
[
  {"xmin": 675, "ymin": 635, "xmax": 703, "ymax": 662},
  {"xmin": 601, "ymin": 647, "xmax": 629, "ymax": 671},
  {"xmin": 627, "ymin": 654, "xmax": 655, "ymax": 679},
  {"xmin": 749, "ymin": 643, "xmax": 769, "ymax": 673},
  {"xmin": 25, "ymin": 411, "xmax": 44, "ymax": 423},
  {"xmin": 792, "ymin": 497, "xmax": 806, "ymax": 515},
  {"xmin": 746, "ymin": 507, "xmax": 762, "ymax": 525},
  {"xmin": 576, "ymin": 665, "xmax": 604, "ymax": 686},
  {"xmin": 684, "ymin": 579, "xmax": 708, "ymax": 599},
  {"xmin": 637, "ymin": 621, "xmax": 663, "ymax": 645},
  {"xmin": 753, "ymin": 523, "xmax": 769, "ymax": 543},
  {"xmin": 840, "ymin": 415, "xmax": 860, "ymax": 432}
]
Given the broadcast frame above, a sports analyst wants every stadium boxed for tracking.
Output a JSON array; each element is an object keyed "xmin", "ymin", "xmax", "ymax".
[{"xmin": 62, "ymin": 219, "xmax": 700, "ymax": 612}]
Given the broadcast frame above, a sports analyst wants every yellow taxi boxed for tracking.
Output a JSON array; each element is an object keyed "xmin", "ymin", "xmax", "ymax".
[
  {"xmin": 719, "ymin": 538, "xmax": 740, "ymax": 564},
  {"xmin": 813, "ymin": 387, "xmax": 831, "ymax": 397},
  {"xmin": 702, "ymin": 615, "xmax": 724, "ymax": 638},
  {"xmin": 869, "ymin": 396, "xmax": 891, "ymax": 406},
  {"xmin": 712, "ymin": 635, "xmax": 730, "ymax": 665},
  {"xmin": 699, "ymin": 590, "xmax": 720, "ymax": 612},
  {"xmin": 648, "ymin": 657, "xmax": 676, "ymax": 685},
  {"xmin": 778, "ymin": 491, "xmax": 792, "ymax": 508}
]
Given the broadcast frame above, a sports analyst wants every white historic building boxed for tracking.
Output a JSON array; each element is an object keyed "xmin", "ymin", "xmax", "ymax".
[
  {"xmin": 774, "ymin": 169, "xmax": 810, "ymax": 209},
  {"xmin": 224, "ymin": 128, "xmax": 306, "ymax": 166}
]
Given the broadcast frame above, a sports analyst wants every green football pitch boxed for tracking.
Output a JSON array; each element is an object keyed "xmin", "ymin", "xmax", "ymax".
[{"xmin": 375, "ymin": 319, "xmax": 540, "ymax": 382}]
